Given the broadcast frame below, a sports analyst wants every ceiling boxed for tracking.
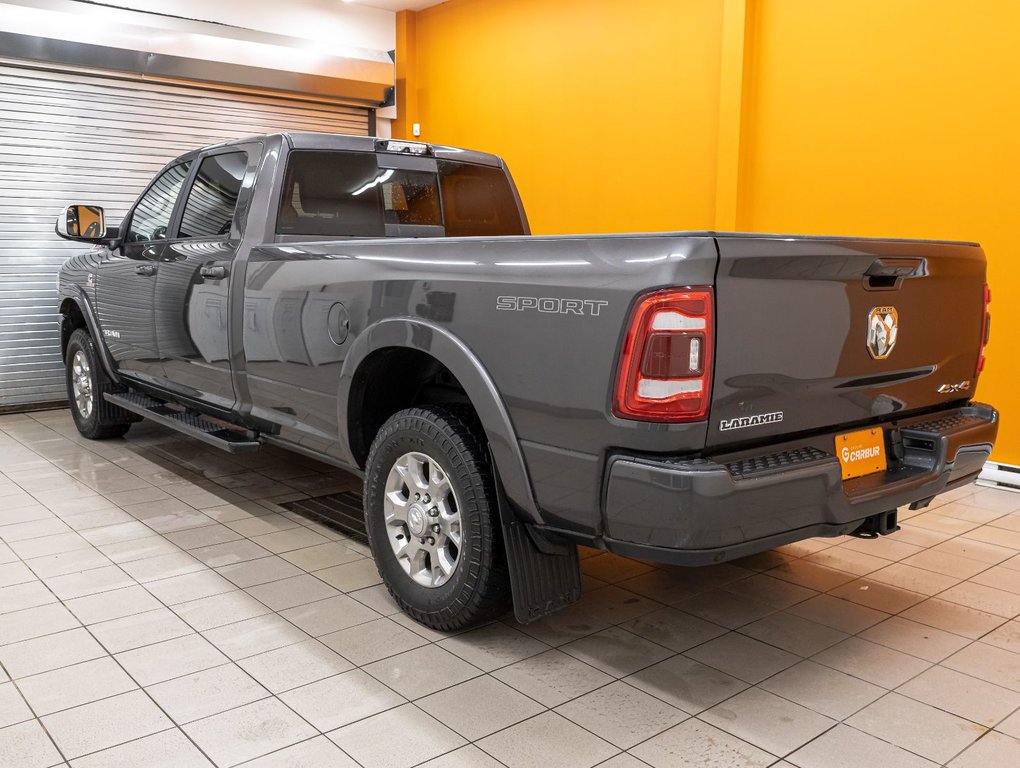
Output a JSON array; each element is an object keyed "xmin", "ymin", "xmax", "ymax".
[{"xmin": 346, "ymin": 0, "xmax": 445, "ymax": 10}]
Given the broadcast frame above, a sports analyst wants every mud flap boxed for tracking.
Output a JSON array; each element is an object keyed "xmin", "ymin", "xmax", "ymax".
[{"xmin": 493, "ymin": 470, "xmax": 581, "ymax": 624}]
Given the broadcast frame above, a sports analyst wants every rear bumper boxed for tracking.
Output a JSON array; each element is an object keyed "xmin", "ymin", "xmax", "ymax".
[{"xmin": 602, "ymin": 402, "xmax": 998, "ymax": 566}]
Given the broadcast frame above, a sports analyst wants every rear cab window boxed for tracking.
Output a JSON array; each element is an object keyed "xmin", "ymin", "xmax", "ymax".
[
  {"xmin": 178, "ymin": 151, "xmax": 249, "ymax": 238},
  {"xmin": 275, "ymin": 150, "xmax": 525, "ymax": 239}
]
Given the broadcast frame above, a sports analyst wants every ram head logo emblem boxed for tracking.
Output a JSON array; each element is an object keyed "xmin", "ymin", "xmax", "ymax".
[{"xmin": 867, "ymin": 306, "xmax": 898, "ymax": 360}]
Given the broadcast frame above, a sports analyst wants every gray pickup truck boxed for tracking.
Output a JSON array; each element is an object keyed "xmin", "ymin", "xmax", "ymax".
[{"xmin": 56, "ymin": 132, "xmax": 997, "ymax": 629}]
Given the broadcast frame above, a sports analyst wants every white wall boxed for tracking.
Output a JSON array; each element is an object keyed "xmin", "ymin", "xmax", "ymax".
[{"xmin": 103, "ymin": 0, "xmax": 396, "ymax": 52}]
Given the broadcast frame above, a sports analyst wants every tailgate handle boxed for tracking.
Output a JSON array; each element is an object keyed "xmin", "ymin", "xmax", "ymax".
[{"xmin": 864, "ymin": 258, "xmax": 925, "ymax": 290}]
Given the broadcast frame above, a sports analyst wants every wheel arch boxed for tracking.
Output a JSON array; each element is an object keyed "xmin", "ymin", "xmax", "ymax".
[
  {"xmin": 59, "ymin": 290, "xmax": 120, "ymax": 383},
  {"xmin": 338, "ymin": 317, "xmax": 542, "ymax": 525}
]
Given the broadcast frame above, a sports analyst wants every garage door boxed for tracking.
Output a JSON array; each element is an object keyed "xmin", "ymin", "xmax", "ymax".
[{"xmin": 0, "ymin": 61, "xmax": 372, "ymax": 408}]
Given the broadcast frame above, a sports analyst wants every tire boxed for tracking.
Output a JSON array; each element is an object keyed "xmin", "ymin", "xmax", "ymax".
[
  {"xmin": 364, "ymin": 405, "xmax": 510, "ymax": 630},
  {"xmin": 65, "ymin": 328, "xmax": 133, "ymax": 440}
]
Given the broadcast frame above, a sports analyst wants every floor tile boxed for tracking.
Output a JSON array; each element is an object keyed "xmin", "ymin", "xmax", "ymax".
[
  {"xmin": 90, "ymin": 608, "xmax": 192, "ymax": 654},
  {"xmin": 788, "ymin": 723, "xmax": 937, "ymax": 768},
  {"xmin": 314, "ymin": 559, "xmax": 383, "ymax": 592},
  {"xmin": 280, "ymin": 541, "xmax": 364, "ymax": 571},
  {"xmin": 899, "ymin": 597, "xmax": 1006, "ymax": 639},
  {"xmin": 684, "ymin": 631, "xmax": 799, "ymax": 684},
  {"xmin": 202, "ymin": 614, "xmax": 310, "ymax": 660},
  {"xmin": 828, "ymin": 578, "xmax": 926, "ymax": 613},
  {"xmin": 492, "ymin": 649, "xmax": 614, "ymax": 708},
  {"xmin": 983, "ymin": 619, "xmax": 1020, "ymax": 653},
  {"xmin": 146, "ymin": 662, "xmax": 270, "ymax": 724},
  {"xmin": 67, "ymin": 728, "xmax": 214, "ymax": 768},
  {"xmin": 618, "ymin": 607, "xmax": 728, "ymax": 653},
  {"xmin": 419, "ymin": 676, "xmax": 545, "ymax": 741},
  {"xmin": 116, "ymin": 633, "xmax": 227, "ymax": 686},
  {"xmin": 785, "ymin": 594, "xmax": 888, "ymax": 634},
  {"xmin": 216, "ymin": 556, "xmax": 304, "ymax": 588},
  {"xmin": 0, "ymin": 719, "xmax": 64, "ymax": 768},
  {"xmin": 171, "ymin": 590, "xmax": 271, "ymax": 631},
  {"xmin": 237, "ymin": 639, "xmax": 353, "ymax": 693},
  {"xmin": 363, "ymin": 644, "xmax": 480, "ymax": 700},
  {"xmin": 18, "ymin": 657, "xmax": 136, "ymax": 716},
  {"xmin": 701, "ymin": 687, "xmax": 835, "ymax": 757},
  {"xmin": 188, "ymin": 539, "xmax": 271, "ymax": 568},
  {"xmin": 847, "ymin": 692, "xmax": 986, "ymax": 763},
  {"xmin": 759, "ymin": 659, "xmax": 884, "ymax": 720},
  {"xmin": 859, "ymin": 616, "xmax": 971, "ymax": 662},
  {"xmin": 630, "ymin": 718, "xmax": 775, "ymax": 768},
  {"xmin": 560, "ymin": 626, "xmax": 673, "ymax": 678},
  {"xmin": 0, "ymin": 627, "xmax": 105, "ymax": 678},
  {"xmin": 41, "ymin": 689, "xmax": 173, "ymax": 759},
  {"xmin": 144, "ymin": 569, "xmax": 235, "ymax": 605},
  {"xmin": 938, "ymin": 581, "xmax": 1020, "ymax": 617},
  {"xmin": 329, "ymin": 703, "xmax": 466, "ymax": 768},
  {"xmin": 183, "ymin": 697, "xmax": 317, "ymax": 767},
  {"xmin": 0, "ymin": 581, "xmax": 56, "ymax": 613},
  {"xmin": 437, "ymin": 622, "xmax": 548, "ymax": 672},
  {"xmin": 942, "ymin": 642, "xmax": 1020, "ymax": 692},
  {"xmin": 897, "ymin": 665, "xmax": 1020, "ymax": 727},
  {"xmin": 416, "ymin": 744, "xmax": 503, "ymax": 768},
  {"xmin": 0, "ymin": 682, "xmax": 33, "ymax": 728},
  {"xmin": 949, "ymin": 730, "xmax": 1020, "ymax": 767},
  {"xmin": 812, "ymin": 637, "xmax": 932, "ymax": 689},
  {"xmin": 119, "ymin": 552, "xmax": 205, "ymax": 583},
  {"xmin": 739, "ymin": 611, "xmax": 849, "ymax": 657},
  {"xmin": 279, "ymin": 668, "xmax": 404, "ymax": 731},
  {"xmin": 556, "ymin": 680, "xmax": 686, "ymax": 749},
  {"xmin": 476, "ymin": 711, "xmax": 617, "ymax": 768},
  {"xmin": 625, "ymin": 654, "xmax": 748, "ymax": 714},
  {"xmin": 246, "ymin": 574, "xmax": 340, "ymax": 612},
  {"xmin": 320, "ymin": 616, "xmax": 429, "ymax": 666},
  {"xmin": 239, "ymin": 735, "xmax": 359, "ymax": 768},
  {"xmin": 24, "ymin": 548, "xmax": 110, "ymax": 579}
]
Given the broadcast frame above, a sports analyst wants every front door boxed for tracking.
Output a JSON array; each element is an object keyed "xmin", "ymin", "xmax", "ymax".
[
  {"xmin": 96, "ymin": 161, "xmax": 191, "ymax": 385},
  {"xmin": 154, "ymin": 148, "xmax": 254, "ymax": 412}
]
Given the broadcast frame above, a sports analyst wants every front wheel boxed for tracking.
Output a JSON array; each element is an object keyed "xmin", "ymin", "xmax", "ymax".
[
  {"xmin": 65, "ymin": 329, "xmax": 133, "ymax": 440},
  {"xmin": 364, "ymin": 406, "xmax": 510, "ymax": 630}
]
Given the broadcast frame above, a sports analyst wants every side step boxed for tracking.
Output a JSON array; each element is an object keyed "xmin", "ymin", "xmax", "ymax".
[{"xmin": 104, "ymin": 392, "xmax": 260, "ymax": 453}]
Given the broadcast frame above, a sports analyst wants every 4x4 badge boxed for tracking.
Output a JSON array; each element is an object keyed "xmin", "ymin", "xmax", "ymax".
[{"xmin": 867, "ymin": 306, "xmax": 898, "ymax": 360}]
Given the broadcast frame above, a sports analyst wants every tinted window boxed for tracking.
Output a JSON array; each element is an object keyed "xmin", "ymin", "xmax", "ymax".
[
  {"xmin": 179, "ymin": 151, "xmax": 248, "ymax": 238},
  {"xmin": 278, "ymin": 151, "xmax": 385, "ymax": 237},
  {"xmin": 127, "ymin": 162, "xmax": 191, "ymax": 242},
  {"xmin": 439, "ymin": 161, "xmax": 525, "ymax": 237}
]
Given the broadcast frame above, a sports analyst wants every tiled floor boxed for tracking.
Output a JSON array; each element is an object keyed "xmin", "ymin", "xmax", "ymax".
[{"xmin": 1, "ymin": 409, "xmax": 1020, "ymax": 768}]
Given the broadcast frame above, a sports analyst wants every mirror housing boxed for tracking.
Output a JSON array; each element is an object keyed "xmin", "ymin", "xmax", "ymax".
[{"xmin": 56, "ymin": 205, "xmax": 108, "ymax": 242}]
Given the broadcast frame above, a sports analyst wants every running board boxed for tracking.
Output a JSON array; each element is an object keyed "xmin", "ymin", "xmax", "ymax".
[{"xmin": 104, "ymin": 392, "xmax": 260, "ymax": 453}]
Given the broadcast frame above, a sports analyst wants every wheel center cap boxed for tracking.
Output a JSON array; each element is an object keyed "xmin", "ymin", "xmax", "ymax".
[{"xmin": 407, "ymin": 504, "xmax": 428, "ymax": 537}]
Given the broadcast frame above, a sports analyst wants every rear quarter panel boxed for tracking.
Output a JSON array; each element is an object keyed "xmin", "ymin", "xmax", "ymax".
[{"xmin": 242, "ymin": 234, "xmax": 717, "ymax": 533}]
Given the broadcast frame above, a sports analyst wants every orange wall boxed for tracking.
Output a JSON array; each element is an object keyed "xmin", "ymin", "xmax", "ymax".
[
  {"xmin": 401, "ymin": 0, "xmax": 724, "ymax": 235},
  {"xmin": 739, "ymin": 0, "xmax": 1020, "ymax": 463},
  {"xmin": 398, "ymin": 0, "xmax": 1020, "ymax": 464}
]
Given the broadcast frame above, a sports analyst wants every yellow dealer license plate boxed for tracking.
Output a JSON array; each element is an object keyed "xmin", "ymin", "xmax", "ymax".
[{"xmin": 836, "ymin": 427, "xmax": 887, "ymax": 480}]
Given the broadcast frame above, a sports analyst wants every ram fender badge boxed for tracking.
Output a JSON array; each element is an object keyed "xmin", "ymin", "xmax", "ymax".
[
  {"xmin": 867, "ymin": 306, "xmax": 898, "ymax": 360},
  {"xmin": 720, "ymin": 412, "xmax": 784, "ymax": 431}
]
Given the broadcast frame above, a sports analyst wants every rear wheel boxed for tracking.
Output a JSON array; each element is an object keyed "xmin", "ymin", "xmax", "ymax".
[
  {"xmin": 364, "ymin": 406, "xmax": 510, "ymax": 630},
  {"xmin": 65, "ymin": 329, "xmax": 133, "ymax": 440}
]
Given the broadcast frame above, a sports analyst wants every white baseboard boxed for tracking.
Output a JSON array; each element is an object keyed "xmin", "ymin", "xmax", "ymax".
[{"xmin": 977, "ymin": 461, "xmax": 1020, "ymax": 493}]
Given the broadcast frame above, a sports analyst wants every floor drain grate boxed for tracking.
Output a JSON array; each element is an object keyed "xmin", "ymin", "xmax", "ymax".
[{"xmin": 282, "ymin": 491, "xmax": 367, "ymax": 545}]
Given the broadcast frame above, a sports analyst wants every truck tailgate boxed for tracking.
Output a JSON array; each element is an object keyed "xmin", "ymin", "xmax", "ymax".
[{"xmin": 708, "ymin": 235, "xmax": 987, "ymax": 449}]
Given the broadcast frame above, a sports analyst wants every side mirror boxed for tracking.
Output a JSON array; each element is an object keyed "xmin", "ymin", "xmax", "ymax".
[{"xmin": 56, "ymin": 205, "xmax": 107, "ymax": 242}]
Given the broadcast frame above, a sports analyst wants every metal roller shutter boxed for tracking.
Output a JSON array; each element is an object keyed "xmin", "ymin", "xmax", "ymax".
[{"xmin": 0, "ymin": 61, "xmax": 371, "ymax": 408}]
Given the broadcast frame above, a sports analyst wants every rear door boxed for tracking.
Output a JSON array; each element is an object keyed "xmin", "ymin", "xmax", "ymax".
[
  {"xmin": 708, "ymin": 235, "xmax": 987, "ymax": 448},
  {"xmin": 154, "ymin": 145, "xmax": 259, "ymax": 411}
]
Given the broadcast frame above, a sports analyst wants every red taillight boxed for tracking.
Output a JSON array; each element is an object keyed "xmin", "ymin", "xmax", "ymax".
[
  {"xmin": 614, "ymin": 287, "xmax": 713, "ymax": 422},
  {"xmin": 977, "ymin": 283, "xmax": 991, "ymax": 375}
]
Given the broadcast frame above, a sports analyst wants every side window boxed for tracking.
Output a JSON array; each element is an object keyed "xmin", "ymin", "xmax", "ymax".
[
  {"xmin": 126, "ymin": 162, "xmax": 191, "ymax": 243},
  {"xmin": 179, "ymin": 151, "xmax": 249, "ymax": 238},
  {"xmin": 277, "ymin": 151, "xmax": 385, "ymax": 237},
  {"xmin": 438, "ymin": 161, "xmax": 526, "ymax": 237}
]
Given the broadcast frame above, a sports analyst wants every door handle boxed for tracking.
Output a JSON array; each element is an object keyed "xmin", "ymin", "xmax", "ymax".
[
  {"xmin": 200, "ymin": 265, "xmax": 229, "ymax": 280},
  {"xmin": 135, "ymin": 263, "xmax": 157, "ymax": 276}
]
